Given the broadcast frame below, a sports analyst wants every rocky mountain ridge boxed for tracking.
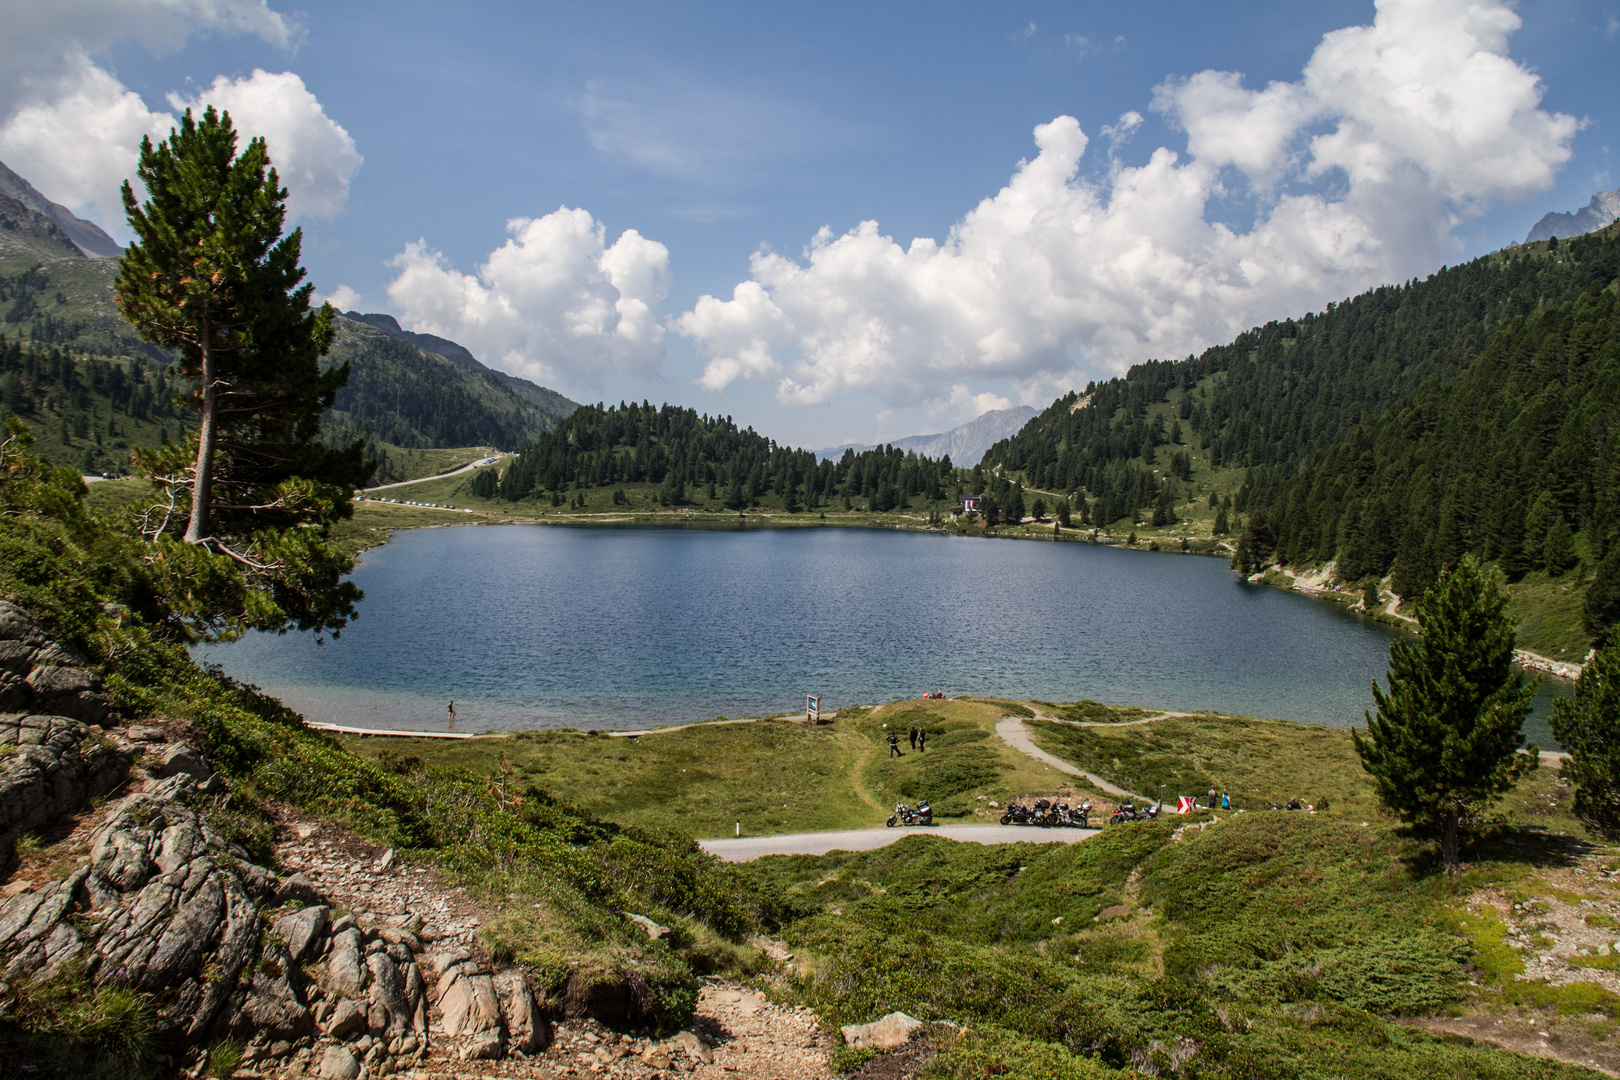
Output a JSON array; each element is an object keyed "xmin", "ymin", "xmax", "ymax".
[
  {"xmin": 0, "ymin": 161, "xmax": 122, "ymax": 259},
  {"xmin": 1525, "ymin": 186, "xmax": 1620, "ymax": 244},
  {"xmin": 816, "ymin": 405, "xmax": 1037, "ymax": 467}
]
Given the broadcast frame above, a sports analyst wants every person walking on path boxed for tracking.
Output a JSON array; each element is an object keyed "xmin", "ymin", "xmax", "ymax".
[
  {"xmin": 888, "ymin": 731, "xmax": 901, "ymax": 759},
  {"xmin": 918, "ymin": 728, "xmax": 927, "ymax": 752},
  {"xmin": 909, "ymin": 725, "xmax": 918, "ymax": 750},
  {"xmin": 447, "ymin": 700, "xmax": 457, "ymax": 728}
]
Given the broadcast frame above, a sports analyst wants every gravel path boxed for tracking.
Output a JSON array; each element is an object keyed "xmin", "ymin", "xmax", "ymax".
[
  {"xmin": 700, "ymin": 822, "xmax": 1094, "ymax": 862},
  {"xmin": 995, "ymin": 716, "xmax": 1149, "ymax": 802}
]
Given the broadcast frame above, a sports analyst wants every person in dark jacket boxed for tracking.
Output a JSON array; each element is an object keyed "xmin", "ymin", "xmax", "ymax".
[
  {"xmin": 909, "ymin": 725, "xmax": 918, "ymax": 749},
  {"xmin": 888, "ymin": 731, "xmax": 901, "ymax": 758}
]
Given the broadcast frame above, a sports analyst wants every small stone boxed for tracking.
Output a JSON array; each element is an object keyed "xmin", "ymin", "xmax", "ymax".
[
  {"xmin": 277, "ymin": 872, "xmax": 323, "ymax": 906},
  {"xmin": 325, "ymin": 999, "xmax": 365, "ymax": 1039},
  {"xmin": 377, "ymin": 849, "xmax": 396, "ymax": 873},
  {"xmin": 671, "ymin": 1030, "xmax": 713, "ymax": 1064},
  {"xmin": 156, "ymin": 743, "xmax": 213, "ymax": 781},
  {"xmin": 840, "ymin": 1011, "xmax": 924, "ymax": 1049},
  {"xmin": 460, "ymin": 1030, "xmax": 504, "ymax": 1060},
  {"xmin": 269, "ymin": 1040, "xmax": 293, "ymax": 1059},
  {"xmin": 274, "ymin": 905, "xmax": 329, "ymax": 963},
  {"xmin": 318, "ymin": 1045, "xmax": 361, "ymax": 1080},
  {"xmin": 624, "ymin": 913, "xmax": 671, "ymax": 940},
  {"xmin": 642, "ymin": 1047, "xmax": 671, "ymax": 1069}
]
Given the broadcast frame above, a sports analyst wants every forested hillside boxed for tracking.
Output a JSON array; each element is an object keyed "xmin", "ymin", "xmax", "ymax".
[
  {"xmin": 1238, "ymin": 284, "xmax": 1620, "ymax": 642},
  {"xmin": 495, "ymin": 400, "xmax": 958, "ymax": 512},
  {"xmin": 0, "ymin": 329, "xmax": 186, "ymax": 474},
  {"xmin": 321, "ymin": 317, "xmax": 574, "ymax": 451},
  {"xmin": 0, "ymin": 253, "xmax": 579, "ymax": 473},
  {"xmin": 983, "ymin": 227, "xmax": 1620, "ymax": 528}
]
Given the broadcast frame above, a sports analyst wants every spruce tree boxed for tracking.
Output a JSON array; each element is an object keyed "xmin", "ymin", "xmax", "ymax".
[
  {"xmin": 1549, "ymin": 636, "xmax": 1620, "ymax": 839},
  {"xmin": 1544, "ymin": 516, "xmax": 1575, "ymax": 576},
  {"xmin": 1354, "ymin": 554, "xmax": 1536, "ymax": 872}
]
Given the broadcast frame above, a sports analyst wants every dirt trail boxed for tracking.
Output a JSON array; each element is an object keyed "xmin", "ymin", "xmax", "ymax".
[
  {"xmin": 994, "ymin": 716, "xmax": 1149, "ymax": 802},
  {"xmin": 267, "ymin": 810, "xmax": 837, "ymax": 1079}
]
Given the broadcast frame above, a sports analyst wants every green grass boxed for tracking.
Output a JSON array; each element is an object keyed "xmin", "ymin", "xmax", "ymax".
[
  {"xmin": 1507, "ymin": 569, "xmax": 1594, "ymax": 659},
  {"xmin": 343, "ymin": 698, "xmax": 1090, "ymax": 837},
  {"xmin": 1027, "ymin": 713, "xmax": 1380, "ymax": 816},
  {"xmin": 745, "ymin": 813, "xmax": 1608, "ymax": 1079}
]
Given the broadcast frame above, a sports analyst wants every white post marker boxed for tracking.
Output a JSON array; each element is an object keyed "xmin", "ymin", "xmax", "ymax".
[{"xmin": 735, "ymin": 821, "xmax": 741, "ymax": 837}]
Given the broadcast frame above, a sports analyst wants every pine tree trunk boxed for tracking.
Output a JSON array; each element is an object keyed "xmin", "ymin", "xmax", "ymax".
[
  {"xmin": 1441, "ymin": 806, "xmax": 1462, "ymax": 875},
  {"xmin": 184, "ymin": 332, "xmax": 217, "ymax": 543}
]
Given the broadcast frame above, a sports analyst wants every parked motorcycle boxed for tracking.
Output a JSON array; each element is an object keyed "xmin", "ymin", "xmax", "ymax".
[
  {"xmin": 887, "ymin": 800, "xmax": 934, "ymax": 827},
  {"xmin": 999, "ymin": 801, "xmax": 1031, "ymax": 825}
]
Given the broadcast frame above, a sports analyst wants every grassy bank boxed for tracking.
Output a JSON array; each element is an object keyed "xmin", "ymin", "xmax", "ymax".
[{"xmin": 343, "ymin": 698, "xmax": 1111, "ymax": 837}]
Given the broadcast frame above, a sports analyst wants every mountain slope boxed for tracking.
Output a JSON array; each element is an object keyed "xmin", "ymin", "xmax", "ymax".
[
  {"xmin": 342, "ymin": 311, "xmax": 576, "ymax": 418},
  {"xmin": 0, "ymin": 160, "xmax": 122, "ymax": 257},
  {"xmin": 323, "ymin": 317, "xmax": 576, "ymax": 450},
  {"xmin": 984, "ymin": 226, "xmax": 1620, "ymax": 498},
  {"xmin": 1526, "ymin": 187, "xmax": 1620, "ymax": 244},
  {"xmin": 1239, "ymin": 283, "xmax": 1620, "ymax": 649},
  {"xmin": 817, "ymin": 405, "xmax": 1037, "ymax": 466}
]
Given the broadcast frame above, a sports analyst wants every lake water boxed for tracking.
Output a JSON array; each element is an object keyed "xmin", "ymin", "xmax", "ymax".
[{"xmin": 197, "ymin": 523, "xmax": 1568, "ymax": 746}]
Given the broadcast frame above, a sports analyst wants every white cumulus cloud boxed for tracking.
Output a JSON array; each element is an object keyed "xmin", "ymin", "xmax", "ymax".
[
  {"xmin": 314, "ymin": 284, "xmax": 362, "ymax": 311},
  {"xmin": 170, "ymin": 71, "xmax": 362, "ymax": 221},
  {"xmin": 0, "ymin": 2, "xmax": 357, "ymax": 231},
  {"xmin": 385, "ymin": 208, "xmax": 672, "ymax": 390},
  {"xmin": 679, "ymin": 0, "xmax": 1576, "ymax": 407}
]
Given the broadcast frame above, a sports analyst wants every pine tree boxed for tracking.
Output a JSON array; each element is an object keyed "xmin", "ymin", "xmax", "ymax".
[
  {"xmin": 1544, "ymin": 516, "xmax": 1575, "ymax": 576},
  {"xmin": 1213, "ymin": 505, "xmax": 1229, "ymax": 536},
  {"xmin": 1550, "ymin": 636, "xmax": 1620, "ymax": 838},
  {"xmin": 1056, "ymin": 500, "xmax": 1071, "ymax": 528},
  {"xmin": 1354, "ymin": 555, "xmax": 1536, "ymax": 872},
  {"xmin": 116, "ymin": 106, "xmax": 367, "ymax": 544}
]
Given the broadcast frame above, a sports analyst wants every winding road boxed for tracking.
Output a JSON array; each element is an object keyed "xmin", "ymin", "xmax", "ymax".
[{"xmin": 364, "ymin": 454, "xmax": 506, "ymax": 493}]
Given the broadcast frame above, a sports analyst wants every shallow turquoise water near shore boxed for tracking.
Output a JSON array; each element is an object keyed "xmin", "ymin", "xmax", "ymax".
[{"xmin": 197, "ymin": 523, "xmax": 1568, "ymax": 745}]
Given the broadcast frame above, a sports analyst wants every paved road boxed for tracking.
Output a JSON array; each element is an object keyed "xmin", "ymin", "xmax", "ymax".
[
  {"xmin": 364, "ymin": 455, "xmax": 505, "ymax": 493},
  {"xmin": 699, "ymin": 823, "xmax": 1096, "ymax": 862}
]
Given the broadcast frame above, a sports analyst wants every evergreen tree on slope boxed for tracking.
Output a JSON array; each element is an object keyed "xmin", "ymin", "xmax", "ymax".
[{"xmin": 1354, "ymin": 554, "xmax": 1536, "ymax": 873}]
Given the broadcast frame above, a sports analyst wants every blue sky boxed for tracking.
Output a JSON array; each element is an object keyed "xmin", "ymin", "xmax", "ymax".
[{"xmin": 3, "ymin": 1, "xmax": 1617, "ymax": 447}]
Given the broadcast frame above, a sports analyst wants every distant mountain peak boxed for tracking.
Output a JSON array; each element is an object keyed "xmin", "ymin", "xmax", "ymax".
[
  {"xmin": 0, "ymin": 161, "xmax": 122, "ymax": 258},
  {"xmin": 1525, "ymin": 187, "xmax": 1620, "ymax": 245},
  {"xmin": 817, "ymin": 404, "xmax": 1038, "ymax": 467}
]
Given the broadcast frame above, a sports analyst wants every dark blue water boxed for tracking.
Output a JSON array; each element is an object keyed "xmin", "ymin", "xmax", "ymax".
[{"xmin": 197, "ymin": 524, "xmax": 1567, "ymax": 744}]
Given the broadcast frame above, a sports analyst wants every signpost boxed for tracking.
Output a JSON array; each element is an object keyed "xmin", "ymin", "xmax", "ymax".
[{"xmin": 806, "ymin": 695, "xmax": 821, "ymax": 723}]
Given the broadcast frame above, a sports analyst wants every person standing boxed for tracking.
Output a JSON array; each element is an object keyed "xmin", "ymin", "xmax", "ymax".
[
  {"xmin": 1207, "ymin": 786, "xmax": 1217, "ymax": 811},
  {"xmin": 888, "ymin": 731, "xmax": 901, "ymax": 759},
  {"xmin": 1221, "ymin": 791, "xmax": 1231, "ymax": 810},
  {"xmin": 909, "ymin": 725, "xmax": 918, "ymax": 750},
  {"xmin": 918, "ymin": 728, "xmax": 927, "ymax": 752},
  {"xmin": 447, "ymin": 700, "xmax": 457, "ymax": 728}
]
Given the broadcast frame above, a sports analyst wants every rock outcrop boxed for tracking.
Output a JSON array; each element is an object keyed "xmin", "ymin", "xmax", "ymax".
[
  {"xmin": 0, "ymin": 601, "xmax": 112, "ymax": 724},
  {"xmin": 0, "ymin": 713, "xmax": 128, "ymax": 867}
]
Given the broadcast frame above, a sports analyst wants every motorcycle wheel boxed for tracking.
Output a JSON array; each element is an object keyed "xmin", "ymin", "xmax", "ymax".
[
  {"xmin": 999, "ymin": 813, "xmax": 1011, "ymax": 825},
  {"xmin": 886, "ymin": 816, "xmax": 897, "ymax": 827}
]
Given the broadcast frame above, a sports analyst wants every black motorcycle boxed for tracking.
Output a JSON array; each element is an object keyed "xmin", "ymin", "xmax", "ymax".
[
  {"xmin": 887, "ymin": 800, "xmax": 934, "ymax": 827},
  {"xmin": 1110, "ymin": 803, "xmax": 1138, "ymax": 825},
  {"xmin": 999, "ymin": 801, "xmax": 1031, "ymax": 825}
]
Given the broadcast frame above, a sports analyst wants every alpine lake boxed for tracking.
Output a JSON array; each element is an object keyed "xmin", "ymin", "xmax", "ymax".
[{"xmin": 197, "ymin": 522, "xmax": 1571, "ymax": 747}]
